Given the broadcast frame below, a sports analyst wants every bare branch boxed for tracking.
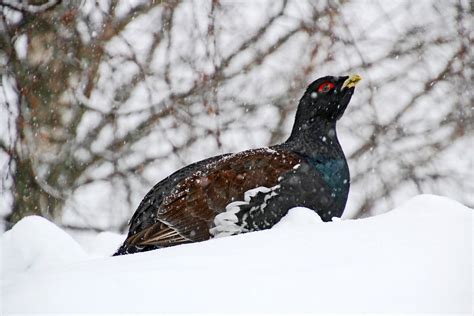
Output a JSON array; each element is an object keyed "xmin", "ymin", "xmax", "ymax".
[{"xmin": 0, "ymin": 0, "xmax": 61, "ymax": 14}]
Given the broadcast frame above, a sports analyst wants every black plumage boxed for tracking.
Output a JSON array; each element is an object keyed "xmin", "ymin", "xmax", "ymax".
[{"xmin": 114, "ymin": 74, "xmax": 361, "ymax": 255}]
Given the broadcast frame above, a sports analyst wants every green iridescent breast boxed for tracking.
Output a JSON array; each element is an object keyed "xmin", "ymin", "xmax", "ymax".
[{"xmin": 309, "ymin": 156, "xmax": 350, "ymax": 200}]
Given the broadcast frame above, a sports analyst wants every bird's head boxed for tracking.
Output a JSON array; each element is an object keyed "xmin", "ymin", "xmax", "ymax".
[{"xmin": 297, "ymin": 75, "xmax": 362, "ymax": 122}]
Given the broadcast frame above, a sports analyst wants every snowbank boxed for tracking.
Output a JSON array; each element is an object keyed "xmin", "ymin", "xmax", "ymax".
[
  {"xmin": 1, "ymin": 216, "xmax": 87, "ymax": 276},
  {"xmin": 1, "ymin": 195, "xmax": 472, "ymax": 313}
]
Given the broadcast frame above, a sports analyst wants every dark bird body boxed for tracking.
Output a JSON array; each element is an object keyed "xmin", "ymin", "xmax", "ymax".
[{"xmin": 114, "ymin": 75, "xmax": 361, "ymax": 255}]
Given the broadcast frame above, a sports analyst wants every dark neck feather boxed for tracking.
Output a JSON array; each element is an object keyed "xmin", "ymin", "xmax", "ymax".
[
  {"xmin": 282, "ymin": 116, "xmax": 350, "ymax": 204},
  {"xmin": 284, "ymin": 116, "xmax": 343, "ymax": 159}
]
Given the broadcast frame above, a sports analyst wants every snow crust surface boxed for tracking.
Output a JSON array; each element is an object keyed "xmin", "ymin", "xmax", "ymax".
[{"xmin": 1, "ymin": 195, "xmax": 472, "ymax": 313}]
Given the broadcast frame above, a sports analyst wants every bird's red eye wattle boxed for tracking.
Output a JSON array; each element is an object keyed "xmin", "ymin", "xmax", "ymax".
[{"xmin": 318, "ymin": 82, "xmax": 335, "ymax": 93}]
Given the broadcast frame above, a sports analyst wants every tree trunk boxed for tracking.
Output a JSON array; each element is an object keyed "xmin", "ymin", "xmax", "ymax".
[{"xmin": 6, "ymin": 157, "xmax": 63, "ymax": 228}]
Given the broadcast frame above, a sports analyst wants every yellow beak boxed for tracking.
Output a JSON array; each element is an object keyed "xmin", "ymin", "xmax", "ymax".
[{"xmin": 342, "ymin": 74, "xmax": 362, "ymax": 89}]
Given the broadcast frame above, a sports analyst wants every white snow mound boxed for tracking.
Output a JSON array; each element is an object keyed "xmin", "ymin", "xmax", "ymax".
[
  {"xmin": 1, "ymin": 194, "xmax": 472, "ymax": 313},
  {"xmin": 1, "ymin": 216, "xmax": 87, "ymax": 277},
  {"xmin": 273, "ymin": 206, "xmax": 324, "ymax": 229},
  {"xmin": 77, "ymin": 231, "xmax": 125, "ymax": 256}
]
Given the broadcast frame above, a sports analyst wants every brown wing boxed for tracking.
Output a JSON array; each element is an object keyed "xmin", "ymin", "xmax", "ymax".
[{"xmin": 123, "ymin": 148, "xmax": 301, "ymax": 249}]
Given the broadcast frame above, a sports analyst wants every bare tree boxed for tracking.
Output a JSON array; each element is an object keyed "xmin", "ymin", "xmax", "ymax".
[{"xmin": 1, "ymin": 0, "xmax": 472, "ymax": 232}]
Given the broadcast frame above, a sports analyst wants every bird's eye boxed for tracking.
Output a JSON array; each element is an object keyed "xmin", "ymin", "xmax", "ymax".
[{"xmin": 318, "ymin": 82, "xmax": 335, "ymax": 93}]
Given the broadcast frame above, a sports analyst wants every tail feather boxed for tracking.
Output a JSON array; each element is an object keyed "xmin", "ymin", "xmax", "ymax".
[{"xmin": 113, "ymin": 244, "xmax": 157, "ymax": 256}]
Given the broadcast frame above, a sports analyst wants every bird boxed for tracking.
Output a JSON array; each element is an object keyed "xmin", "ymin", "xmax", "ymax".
[{"xmin": 114, "ymin": 74, "xmax": 361, "ymax": 255}]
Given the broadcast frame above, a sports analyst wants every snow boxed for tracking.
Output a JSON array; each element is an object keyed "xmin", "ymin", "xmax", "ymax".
[
  {"xmin": 273, "ymin": 206, "xmax": 324, "ymax": 228},
  {"xmin": 1, "ymin": 216, "xmax": 87, "ymax": 277},
  {"xmin": 1, "ymin": 195, "xmax": 472, "ymax": 313}
]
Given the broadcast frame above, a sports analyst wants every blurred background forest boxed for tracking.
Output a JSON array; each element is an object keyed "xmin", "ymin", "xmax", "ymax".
[{"xmin": 0, "ymin": 0, "xmax": 472, "ymax": 234}]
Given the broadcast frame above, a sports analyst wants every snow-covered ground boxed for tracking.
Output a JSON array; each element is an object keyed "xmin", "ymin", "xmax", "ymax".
[{"xmin": 1, "ymin": 195, "xmax": 472, "ymax": 313}]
